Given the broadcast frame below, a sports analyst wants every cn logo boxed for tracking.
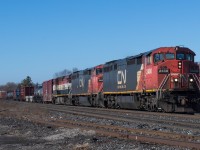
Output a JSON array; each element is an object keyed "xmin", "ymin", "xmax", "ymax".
[
  {"xmin": 117, "ymin": 70, "xmax": 126, "ymax": 85},
  {"xmin": 79, "ymin": 78, "xmax": 84, "ymax": 87}
]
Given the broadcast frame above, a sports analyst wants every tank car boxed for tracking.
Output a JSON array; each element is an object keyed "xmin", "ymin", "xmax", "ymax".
[
  {"xmin": 34, "ymin": 84, "xmax": 43, "ymax": 103},
  {"xmin": 6, "ymin": 91, "xmax": 14, "ymax": 100}
]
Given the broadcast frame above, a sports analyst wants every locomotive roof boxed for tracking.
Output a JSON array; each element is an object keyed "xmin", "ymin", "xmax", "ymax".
[
  {"xmin": 126, "ymin": 53, "xmax": 143, "ymax": 60},
  {"xmin": 126, "ymin": 49, "xmax": 154, "ymax": 60},
  {"xmin": 84, "ymin": 68, "xmax": 92, "ymax": 71},
  {"xmin": 54, "ymin": 74, "xmax": 71, "ymax": 79},
  {"xmin": 105, "ymin": 49, "xmax": 155, "ymax": 65},
  {"xmin": 105, "ymin": 59, "xmax": 120, "ymax": 64},
  {"xmin": 143, "ymin": 49, "xmax": 155, "ymax": 56},
  {"xmin": 72, "ymin": 70, "xmax": 80, "ymax": 74}
]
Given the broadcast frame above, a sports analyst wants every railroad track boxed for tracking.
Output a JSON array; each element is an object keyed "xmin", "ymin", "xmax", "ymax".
[
  {"xmin": 39, "ymin": 104, "xmax": 200, "ymax": 131},
  {"xmin": 8, "ymin": 100, "xmax": 200, "ymax": 120},
  {"xmin": 62, "ymin": 105, "xmax": 200, "ymax": 119},
  {"xmin": 4, "ymin": 101, "xmax": 200, "ymax": 130},
  {"xmin": 32, "ymin": 118, "xmax": 200, "ymax": 149},
  {"xmin": 40, "ymin": 103, "xmax": 200, "ymax": 123}
]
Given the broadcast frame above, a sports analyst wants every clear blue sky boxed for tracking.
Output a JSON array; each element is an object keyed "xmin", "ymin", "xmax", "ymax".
[{"xmin": 0, "ymin": 0, "xmax": 200, "ymax": 85}]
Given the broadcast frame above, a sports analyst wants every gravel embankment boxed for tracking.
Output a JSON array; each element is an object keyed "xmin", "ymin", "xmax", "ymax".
[{"xmin": 0, "ymin": 100, "xmax": 197, "ymax": 150}]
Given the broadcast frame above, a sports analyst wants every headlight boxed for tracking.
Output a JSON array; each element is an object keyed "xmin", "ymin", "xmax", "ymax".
[
  {"xmin": 189, "ymin": 78, "xmax": 194, "ymax": 82},
  {"xmin": 178, "ymin": 62, "xmax": 182, "ymax": 69},
  {"xmin": 174, "ymin": 78, "xmax": 178, "ymax": 82}
]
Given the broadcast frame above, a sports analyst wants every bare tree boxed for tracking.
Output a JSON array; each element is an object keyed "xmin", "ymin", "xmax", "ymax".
[
  {"xmin": 53, "ymin": 68, "xmax": 76, "ymax": 78},
  {"xmin": 0, "ymin": 82, "xmax": 18, "ymax": 91}
]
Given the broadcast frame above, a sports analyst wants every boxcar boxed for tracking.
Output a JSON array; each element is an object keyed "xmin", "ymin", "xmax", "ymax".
[
  {"xmin": 20, "ymin": 86, "xmax": 34, "ymax": 102},
  {"xmin": 42, "ymin": 79, "xmax": 53, "ymax": 103}
]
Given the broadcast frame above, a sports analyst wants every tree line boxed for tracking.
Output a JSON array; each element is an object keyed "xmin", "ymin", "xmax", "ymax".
[
  {"xmin": 0, "ymin": 76, "xmax": 33, "ymax": 92},
  {"xmin": 0, "ymin": 67, "xmax": 79, "ymax": 91}
]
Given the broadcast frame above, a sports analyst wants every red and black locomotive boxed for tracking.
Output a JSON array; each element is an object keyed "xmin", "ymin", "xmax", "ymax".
[{"xmin": 43, "ymin": 46, "xmax": 200, "ymax": 113}]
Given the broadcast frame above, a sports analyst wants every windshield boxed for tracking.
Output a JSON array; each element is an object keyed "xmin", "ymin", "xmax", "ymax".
[
  {"xmin": 166, "ymin": 53, "xmax": 175, "ymax": 60},
  {"xmin": 154, "ymin": 53, "xmax": 164, "ymax": 63},
  {"xmin": 176, "ymin": 53, "xmax": 185, "ymax": 60}
]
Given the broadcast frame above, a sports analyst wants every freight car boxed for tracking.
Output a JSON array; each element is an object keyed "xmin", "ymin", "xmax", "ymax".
[
  {"xmin": 13, "ymin": 89, "xmax": 21, "ymax": 101},
  {"xmin": 13, "ymin": 86, "xmax": 34, "ymax": 102},
  {"xmin": 43, "ymin": 46, "xmax": 200, "ymax": 113},
  {"xmin": 34, "ymin": 84, "xmax": 43, "ymax": 103},
  {"xmin": 6, "ymin": 91, "xmax": 14, "ymax": 100},
  {"xmin": 21, "ymin": 86, "xmax": 34, "ymax": 102},
  {"xmin": 0, "ymin": 91, "xmax": 7, "ymax": 99},
  {"xmin": 43, "ymin": 79, "xmax": 53, "ymax": 103}
]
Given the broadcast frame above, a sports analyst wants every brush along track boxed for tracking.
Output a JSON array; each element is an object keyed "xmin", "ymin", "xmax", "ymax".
[
  {"xmin": 32, "ymin": 118, "xmax": 200, "ymax": 149},
  {"xmin": 39, "ymin": 104, "xmax": 200, "ymax": 131}
]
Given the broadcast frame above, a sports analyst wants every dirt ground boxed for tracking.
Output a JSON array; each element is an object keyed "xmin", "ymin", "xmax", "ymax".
[{"xmin": 0, "ymin": 100, "xmax": 190, "ymax": 150}]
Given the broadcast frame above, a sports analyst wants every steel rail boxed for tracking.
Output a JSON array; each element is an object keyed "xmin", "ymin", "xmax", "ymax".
[{"xmin": 33, "ymin": 118, "xmax": 200, "ymax": 149}]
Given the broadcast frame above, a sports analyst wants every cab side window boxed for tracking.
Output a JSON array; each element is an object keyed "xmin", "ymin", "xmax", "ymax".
[
  {"xmin": 154, "ymin": 53, "xmax": 164, "ymax": 63},
  {"xmin": 147, "ymin": 55, "xmax": 151, "ymax": 65}
]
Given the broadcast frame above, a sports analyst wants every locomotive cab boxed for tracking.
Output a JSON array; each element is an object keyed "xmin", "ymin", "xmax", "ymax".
[{"xmin": 150, "ymin": 47, "xmax": 199, "ymax": 90}]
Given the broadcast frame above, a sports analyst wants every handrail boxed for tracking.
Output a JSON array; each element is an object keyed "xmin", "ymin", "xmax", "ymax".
[
  {"xmin": 191, "ymin": 73, "xmax": 200, "ymax": 90},
  {"xmin": 157, "ymin": 74, "xmax": 170, "ymax": 100},
  {"xmin": 98, "ymin": 82, "xmax": 103, "ymax": 93}
]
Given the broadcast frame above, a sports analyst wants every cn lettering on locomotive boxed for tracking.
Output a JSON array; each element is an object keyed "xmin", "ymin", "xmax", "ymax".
[{"xmin": 117, "ymin": 70, "xmax": 127, "ymax": 89}]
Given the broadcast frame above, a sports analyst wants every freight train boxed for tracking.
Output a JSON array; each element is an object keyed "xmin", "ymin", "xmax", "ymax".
[
  {"xmin": 42, "ymin": 46, "xmax": 200, "ymax": 113},
  {"xmin": 4, "ymin": 86, "xmax": 42, "ymax": 102}
]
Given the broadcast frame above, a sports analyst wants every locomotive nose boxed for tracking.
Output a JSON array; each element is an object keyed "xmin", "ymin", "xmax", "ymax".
[
  {"xmin": 170, "ymin": 61, "xmax": 199, "ymax": 89},
  {"xmin": 182, "ymin": 62, "xmax": 200, "ymax": 89}
]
